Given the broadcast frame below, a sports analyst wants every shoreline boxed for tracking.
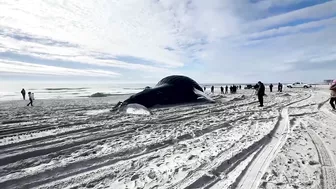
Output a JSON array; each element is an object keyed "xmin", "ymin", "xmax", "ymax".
[{"xmin": 0, "ymin": 93, "xmax": 135, "ymax": 103}]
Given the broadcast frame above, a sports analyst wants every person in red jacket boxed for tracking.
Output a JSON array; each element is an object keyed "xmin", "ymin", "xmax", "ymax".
[{"xmin": 330, "ymin": 80, "xmax": 336, "ymax": 110}]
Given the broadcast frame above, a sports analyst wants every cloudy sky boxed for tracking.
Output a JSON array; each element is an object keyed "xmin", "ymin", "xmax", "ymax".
[{"xmin": 0, "ymin": 0, "xmax": 335, "ymax": 83}]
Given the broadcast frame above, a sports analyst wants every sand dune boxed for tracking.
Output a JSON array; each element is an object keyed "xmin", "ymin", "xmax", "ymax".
[{"xmin": 0, "ymin": 87, "xmax": 335, "ymax": 189}]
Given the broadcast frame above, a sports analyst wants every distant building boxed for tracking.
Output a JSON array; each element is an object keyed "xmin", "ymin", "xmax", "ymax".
[{"xmin": 324, "ymin": 79, "xmax": 333, "ymax": 84}]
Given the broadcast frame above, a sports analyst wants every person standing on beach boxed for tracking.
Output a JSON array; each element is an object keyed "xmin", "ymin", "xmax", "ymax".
[
  {"xmin": 21, "ymin": 88, "xmax": 26, "ymax": 100},
  {"xmin": 204, "ymin": 87, "xmax": 206, "ymax": 91},
  {"xmin": 220, "ymin": 86, "xmax": 224, "ymax": 94},
  {"xmin": 330, "ymin": 80, "xmax": 336, "ymax": 110},
  {"xmin": 225, "ymin": 85, "xmax": 228, "ymax": 94},
  {"xmin": 27, "ymin": 92, "xmax": 34, "ymax": 106},
  {"xmin": 211, "ymin": 86, "xmax": 214, "ymax": 93},
  {"xmin": 257, "ymin": 81, "xmax": 265, "ymax": 107},
  {"xmin": 269, "ymin": 84, "xmax": 273, "ymax": 92}
]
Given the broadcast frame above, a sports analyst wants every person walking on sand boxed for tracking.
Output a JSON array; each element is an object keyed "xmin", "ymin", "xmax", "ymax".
[
  {"xmin": 269, "ymin": 83, "xmax": 273, "ymax": 92},
  {"xmin": 21, "ymin": 88, "xmax": 26, "ymax": 100},
  {"xmin": 220, "ymin": 86, "xmax": 224, "ymax": 94},
  {"xmin": 257, "ymin": 81, "xmax": 265, "ymax": 107},
  {"xmin": 27, "ymin": 92, "xmax": 34, "ymax": 106},
  {"xmin": 330, "ymin": 80, "xmax": 336, "ymax": 110},
  {"xmin": 211, "ymin": 86, "xmax": 214, "ymax": 93},
  {"xmin": 225, "ymin": 85, "xmax": 228, "ymax": 94}
]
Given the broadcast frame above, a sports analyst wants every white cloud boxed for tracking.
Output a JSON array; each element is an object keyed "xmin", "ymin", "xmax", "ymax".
[
  {"xmin": 246, "ymin": 17, "xmax": 336, "ymax": 40},
  {"xmin": 254, "ymin": 0, "xmax": 307, "ymax": 10},
  {"xmin": 0, "ymin": 0, "xmax": 240, "ymax": 65},
  {"xmin": 0, "ymin": 0, "xmax": 335, "ymax": 82},
  {"xmin": 0, "ymin": 35, "xmax": 172, "ymax": 73},
  {"xmin": 0, "ymin": 0, "xmax": 185, "ymax": 67},
  {"xmin": 246, "ymin": 0, "xmax": 336, "ymax": 32},
  {"xmin": 310, "ymin": 54, "xmax": 336, "ymax": 63},
  {"xmin": 0, "ymin": 60, "xmax": 120, "ymax": 77}
]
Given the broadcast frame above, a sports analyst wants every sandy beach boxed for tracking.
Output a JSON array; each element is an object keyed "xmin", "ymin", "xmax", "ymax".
[{"xmin": 0, "ymin": 86, "xmax": 336, "ymax": 189}]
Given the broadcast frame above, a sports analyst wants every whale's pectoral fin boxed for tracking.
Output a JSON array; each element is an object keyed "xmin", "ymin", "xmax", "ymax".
[
  {"xmin": 111, "ymin": 101, "xmax": 123, "ymax": 112},
  {"xmin": 124, "ymin": 103, "xmax": 152, "ymax": 115},
  {"xmin": 193, "ymin": 88, "xmax": 215, "ymax": 103}
]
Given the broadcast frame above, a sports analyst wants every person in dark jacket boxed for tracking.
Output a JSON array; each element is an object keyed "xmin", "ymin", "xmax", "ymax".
[
  {"xmin": 27, "ymin": 92, "xmax": 34, "ymax": 106},
  {"xmin": 211, "ymin": 86, "xmax": 214, "ymax": 93},
  {"xmin": 278, "ymin": 82, "xmax": 283, "ymax": 92},
  {"xmin": 21, "ymin": 88, "xmax": 26, "ymax": 100},
  {"xmin": 257, "ymin": 81, "xmax": 265, "ymax": 107},
  {"xmin": 269, "ymin": 84, "xmax": 273, "ymax": 92},
  {"xmin": 220, "ymin": 86, "xmax": 224, "ymax": 94},
  {"xmin": 225, "ymin": 85, "xmax": 228, "ymax": 94}
]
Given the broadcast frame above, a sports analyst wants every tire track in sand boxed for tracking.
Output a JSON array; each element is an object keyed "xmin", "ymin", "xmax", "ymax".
[
  {"xmin": 0, "ymin": 110, "xmax": 248, "ymax": 188},
  {"xmin": 230, "ymin": 93, "xmax": 312, "ymax": 189},
  {"xmin": 163, "ymin": 94, "xmax": 308, "ymax": 189},
  {"xmin": 0, "ymin": 92, "xmax": 306, "ymax": 189},
  {"xmin": 307, "ymin": 129, "xmax": 336, "ymax": 189}
]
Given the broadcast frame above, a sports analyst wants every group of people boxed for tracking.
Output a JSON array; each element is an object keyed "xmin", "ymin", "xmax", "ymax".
[
  {"xmin": 258, "ymin": 80, "xmax": 336, "ymax": 110},
  {"xmin": 21, "ymin": 88, "xmax": 35, "ymax": 106},
  {"xmin": 255, "ymin": 82, "xmax": 284, "ymax": 107},
  {"xmin": 268, "ymin": 83, "xmax": 283, "ymax": 93},
  {"xmin": 229, "ymin": 85, "xmax": 241, "ymax": 94},
  {"xmin": 205, "ymin": 85, "xmax": 242, "ymax": 94},
  {"xmin": 204, "ymin": 83, "xmax": 272, "ymax": 107}
]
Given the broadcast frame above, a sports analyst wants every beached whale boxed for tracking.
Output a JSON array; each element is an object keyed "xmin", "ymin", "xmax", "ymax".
[{"xmin": 112, "ymin": 75, "xmax": 214, "ymax": 114}]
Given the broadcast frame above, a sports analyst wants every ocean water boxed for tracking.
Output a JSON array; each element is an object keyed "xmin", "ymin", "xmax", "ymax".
[
  {"xmin": 0, "ymin": 82, "xmax": 155, "ymax": 101},
  {"xmin": 0, "ymin": 81, "xmax": 247, "ymax": 101}
]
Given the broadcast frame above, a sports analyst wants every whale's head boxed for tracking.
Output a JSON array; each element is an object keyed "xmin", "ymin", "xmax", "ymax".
[
  {"xmin": 111, "ymin": 86, "xmax": 167, "ymax": 113},
  {"xmin": 122, "ymin": 86, "xmax": 170, "ymax": 108}
]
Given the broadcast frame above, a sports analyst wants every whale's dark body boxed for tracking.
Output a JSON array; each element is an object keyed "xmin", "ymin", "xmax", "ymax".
[{"xmin": 116, "ymin": 75, "xmax": 211, "ymax": 109}]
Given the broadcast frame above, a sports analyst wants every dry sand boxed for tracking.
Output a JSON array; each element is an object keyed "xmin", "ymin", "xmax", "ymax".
[{"xmin": 0, "ymin": 86, "xmax": 335, "ymax": 189}]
